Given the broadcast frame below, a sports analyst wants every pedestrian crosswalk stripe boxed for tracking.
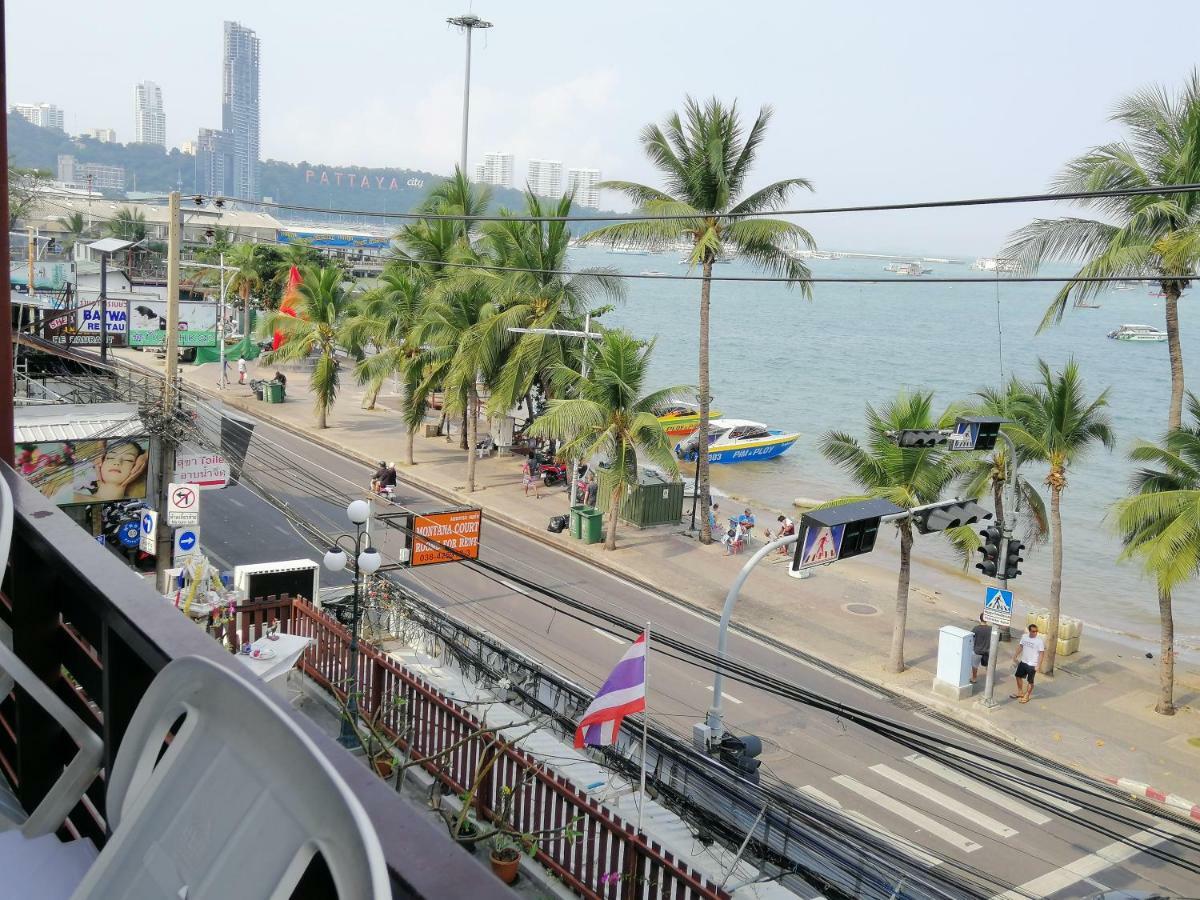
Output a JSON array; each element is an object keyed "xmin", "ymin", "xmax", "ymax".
[
  {"xmin": 800, "ymin": 785, "xmax": 942, "ymax": 868},
  {"xmin": 832, "ymin": 775, "xmax": 983, "ymax": 852},
  {"xmin": 870, "ymin": 764, "xmax": 1018, "ymax": 838},
  {"xmin": 904, "ymin": 754, "xmax": 1052, "ymax": 825}
]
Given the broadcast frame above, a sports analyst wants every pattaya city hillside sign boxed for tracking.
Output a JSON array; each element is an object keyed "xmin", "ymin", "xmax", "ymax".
[{"xmin": 304, "ymin": 170, "xmax": 425, "ymax": 191}]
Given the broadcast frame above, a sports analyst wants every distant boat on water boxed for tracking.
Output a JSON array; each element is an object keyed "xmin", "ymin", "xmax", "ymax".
[
  {"xmin": 1108, "ymin": 323, "xmax": 1167, "ymax": 342},
  {"xmin": 640, "ymin": 270, "xmax": 668, "ymax": 277},
  {"xmin": 884, "ymin": 261, "xmax": 931, "ymax": 276},
  {"xmin": 971, "ymin": 257, "xmax": 1020, "ymax": 273}
]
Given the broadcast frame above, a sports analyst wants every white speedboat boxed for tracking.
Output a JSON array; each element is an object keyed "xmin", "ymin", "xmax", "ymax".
[
  {"xmin": 674, "ymin": 419, "xmax": 799, "ymax": 464},
  {"xmin": 1108, "ymin": 324, "xmax": 1167, "ymax": 342},
  {"xmin": 639, "ymin": 270, "xmax": 668, "ymax": 277}
]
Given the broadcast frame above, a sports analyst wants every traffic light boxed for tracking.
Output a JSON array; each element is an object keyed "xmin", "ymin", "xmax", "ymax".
[
  {"xmin": 892, "ymin": 429, "xmax": 945, "ymax": 448},
  {"xmin": 976, "ymin": 525, "xmax": 1002, "ymax": 577},
  {"xmin": 1003, "ymin": 539, "xmax": 1025, "ymax": 580},
  {"xmin": 912, "ymin": 499, "xmax": 993, "ymax": 535},
  {"xmin": 719, "ymin": 733, "xmax": 762, "ymax": 784}
]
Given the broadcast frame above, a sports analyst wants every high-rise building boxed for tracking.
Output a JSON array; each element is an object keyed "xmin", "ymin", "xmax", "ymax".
[
  {"xmin": 195, "ymin": 128, "xmax": 234, "ymax": 198},
  {"xmin": 478, "ymin": 152, "xmax": 514, "ymax": 189},
  {"xmin": 12, "ymin": 102, "xmax": 64, "ymax": 131},
  {"xmin": 566, "ymin": 167, "xmax": 602, "ymax": 209},
  {"xmin": 526, "ymin": 159, "xmax": 563, "ymax": 198},
  {"xmin": 133, "ymin": 81, "xmax": 166, "ymax": 147},
  {"xmin": 222, "ymin": 21, "xmax": 261, "ymax": 200},
  {"xmin": 85, "ymin": 128, "xmax": 117, "ymax": 143},
  {"xmin": 57, "ymin": 155, "xmax": 126, "ymax": 192},
  {"xmin": 179, "ymin": 140, "xmax": 198, "ymax": 155},
  {"xmin": 472, "ymin": 164, "xmax": 485, "ymax": 183}
]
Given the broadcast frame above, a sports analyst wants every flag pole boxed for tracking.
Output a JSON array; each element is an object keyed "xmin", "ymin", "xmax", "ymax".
[{"xmin": 638, "ymin": 621, "xmax": 650, "ymax": 833}]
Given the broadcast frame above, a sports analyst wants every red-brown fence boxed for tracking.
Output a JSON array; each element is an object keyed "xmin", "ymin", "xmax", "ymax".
[{"xmin": 241, "ymin": 597, "xmax": 730, "ymax": 900}]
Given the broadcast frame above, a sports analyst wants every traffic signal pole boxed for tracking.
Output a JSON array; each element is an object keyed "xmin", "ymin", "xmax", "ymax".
[
  {"xmin": 153, "ymin": 191, "xmax": 182, "ymax": 585},
  {"xmin": 982, "ymin": 431, "xmax": 1020, "ymax": 708}
]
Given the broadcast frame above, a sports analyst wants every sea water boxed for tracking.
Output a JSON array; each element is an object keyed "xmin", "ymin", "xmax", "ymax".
[{"xmin": 573, "ymin": 247, "xmax": 1199, "ymax": 649}]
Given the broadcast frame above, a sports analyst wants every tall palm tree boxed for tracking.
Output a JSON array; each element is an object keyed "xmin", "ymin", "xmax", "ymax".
[
  {"xmin": 529, "ymin": 330, "xmax": 687, "ymax": 550},
  {"xmin": 225, "ymin": 242, "xmax": 263, "ymax": 335},
  {"xmin": 1006, "ymin": 71, "xmax": 1200, "ymax": 431},
  {"xmin": 1112, "ymin": 393, "xmax": 1200, "ymax": 715},
  {"xmin": 580, "ymin": 97, "xmax": 816, "ymax": 544},
  {"xmin": 958, "ymin": 377, "xmax": 1048, "ymax": 546},
  {"xmin": 56, "ymin": 212, "xmax": 90, "ymax": 254},
  {"xmin": 1006, "ymin": 360, "xmax": 1115, "ymax": 675},
  {"xmin": 480, "ymin": 192, "xmax": 624, "ymax": 416},
  {"xmin": 350, "ymin": 267, "xmax": 427, "ymax": 422},
  {"xmin": 259, "ymin": 266, "xmax": 352, "ymax": 429},
  {"xmin": 820, "ymin": 392, "xmax": 973, "ymax": 673},
  {"xmin": 107, "ymin": 207, "xmax": 147, "ymax": 242}
]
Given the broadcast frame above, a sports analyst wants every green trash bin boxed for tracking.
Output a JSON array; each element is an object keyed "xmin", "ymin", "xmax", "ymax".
[
  {"xmin": 569, "ymin": 505, "xmax": 587, "ymax": 539},
  {"xmin": 266, "ymin": 381, "xmax": 284, "ymax": 403},
  {"xmin": 580, "ymin": 507, "xmax": 604, "ymax": 545}
]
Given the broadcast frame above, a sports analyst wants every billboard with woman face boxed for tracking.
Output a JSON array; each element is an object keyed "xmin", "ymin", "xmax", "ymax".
[{"xmin": 16, "ymin": 438, "xmax": 150, "ymax": 506}]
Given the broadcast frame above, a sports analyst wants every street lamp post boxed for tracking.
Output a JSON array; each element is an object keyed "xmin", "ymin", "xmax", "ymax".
[
  {"xmin": 323, "ymin": 499, "xmax": 382, "ymax": 748},
  {"xmin": 507, "ymin": 315, "xmax": 601, "ymax": 506},
  {"xmin": 447, "ymin": 13, "xmax": 494, "ymax": 176}
]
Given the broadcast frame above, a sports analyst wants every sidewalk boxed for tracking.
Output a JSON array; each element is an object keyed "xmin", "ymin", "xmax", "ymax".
[{"xmin": 138, "ymin": 349, "xmax": 1200, "ymax": 807}]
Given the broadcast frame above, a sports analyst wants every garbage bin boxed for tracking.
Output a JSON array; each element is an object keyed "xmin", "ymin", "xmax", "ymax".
[
  {"xmin": 580, "ymin": 507, "xmax": 604, "ymax": 545},
  {"xmin": 266, "ymin": 381, "xmax": 284, "ymax": 403},
  {"xmin": 254, "ymin": 384, "xmax": 265, "ymax": 401},
  {"xmin": 569, "ymin": 505, "xmax": 587, "ymax": 539}
]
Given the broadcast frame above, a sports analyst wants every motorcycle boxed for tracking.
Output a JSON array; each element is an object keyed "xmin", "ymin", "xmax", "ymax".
[{"xmin": 535, "ymin": 453, "xmax": 570, "ymax": 487}]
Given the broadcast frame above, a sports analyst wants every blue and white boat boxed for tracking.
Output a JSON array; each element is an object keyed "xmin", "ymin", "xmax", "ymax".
[{"xmin": 674, "ymin": 419, "xmax": 799, "ymax": 464}]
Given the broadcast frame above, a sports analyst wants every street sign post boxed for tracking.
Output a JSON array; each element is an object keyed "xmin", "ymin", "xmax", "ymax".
[
  {"xmin": 139, "ymin": 510, "xmax": 158, "ymax": 554},
  {"xmin": 167, "ymin": 483, "xmax": 200, "ymax": 526},
  {"xmin": 983, "ymin": 586, "xmax": 1013, "ymax": 627},
  {"xmin": 173, "ymin": 527, "xmax": 200, "ymax": 562}
]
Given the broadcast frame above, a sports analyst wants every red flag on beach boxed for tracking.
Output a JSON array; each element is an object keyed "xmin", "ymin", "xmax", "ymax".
[{"xmin": 273, "ymin": 265, "xmax": 303, "ymax": 351}]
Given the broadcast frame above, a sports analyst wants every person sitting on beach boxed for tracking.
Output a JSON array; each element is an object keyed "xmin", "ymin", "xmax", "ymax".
[{"xmin": 766, "ymin": 514, "xmax": 796, "ymax": 555}]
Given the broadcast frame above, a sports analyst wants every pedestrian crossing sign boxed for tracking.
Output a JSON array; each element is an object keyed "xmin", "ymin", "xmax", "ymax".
[
  {"xmin": 983, "ymin": 586, "xmax": 1013, "ymax": 626},
  {"xmin": 798, "ymin": 524, "xmax": 846, "ymax": 569}
]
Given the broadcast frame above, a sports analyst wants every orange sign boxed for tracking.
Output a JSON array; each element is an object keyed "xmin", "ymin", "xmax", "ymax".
[{"xmin": 409, "ymin": 509, "xmax": 483, "ymax": 567}]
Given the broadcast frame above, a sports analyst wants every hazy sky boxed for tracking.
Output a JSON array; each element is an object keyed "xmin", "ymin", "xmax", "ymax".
[{"xmin": 7, "ymin": 1, "xmax": 1200, "ymax": 255}]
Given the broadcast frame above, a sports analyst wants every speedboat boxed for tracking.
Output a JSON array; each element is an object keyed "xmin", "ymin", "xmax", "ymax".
[
  {"xmin": 1108, "ymin": 324, "xmax": 1167, "ymax": 342},
  {"xmin": 639, "ymin": 270, "xmax": 668, "ymax": 277},
  {"xmin": 674, "ymin": 419, "xmax": 799, "ymax": 464},
  {"xmin": 656, "ymin": 401, "xmax": 723, "ymax": 439}
]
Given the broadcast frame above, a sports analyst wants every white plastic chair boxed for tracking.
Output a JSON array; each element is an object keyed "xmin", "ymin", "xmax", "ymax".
[{"xmin": 70, "ymin": 654, "xmax": 391, "ymax": 899}]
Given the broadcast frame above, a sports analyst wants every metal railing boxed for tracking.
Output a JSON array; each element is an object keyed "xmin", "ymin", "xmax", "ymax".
[
  {"xmin": 242, "ymin": 596, "xmax": 730, "ymax": 900},
  {"xmin": 0, "ymin": 466, "xmax": 508, "ymax": 898}
]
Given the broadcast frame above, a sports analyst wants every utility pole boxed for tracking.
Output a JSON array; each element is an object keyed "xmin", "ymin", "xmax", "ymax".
[
  {"xmin": 154, "ymin": 191, "xmax": 182, "ymax": 583},
  {"xmin": 982, "ymin": 431, "xmax": 1021, "ymax": 707},
  {"xmin": 448, "ymin": 12, "xmax": 493, "ymax": 176}
]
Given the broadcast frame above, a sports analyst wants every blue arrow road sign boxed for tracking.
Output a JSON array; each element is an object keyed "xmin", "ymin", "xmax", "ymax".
[
  {"xmin": 984, "ymin": 586, "xmax": 1013, "ymax": 626},
  {"xmin": 142, "ymin": 513, "xmax": 154, "ymax": 536},
  {"xmin": 118, "ymin": 521, "xmax": 141, "ymax": 547},
  {"xmin": 177, "ymin": 530, "xmax": 197, "ymax": 553}
]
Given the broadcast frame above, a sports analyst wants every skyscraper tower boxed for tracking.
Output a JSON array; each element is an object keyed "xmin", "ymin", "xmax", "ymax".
[
  {"xmin": 134, "ymin": 81, "xmax": 166, "ymax": 147},
  {"xmin": 222, "ymin": 21, "xmax": 261, "ymax": 201}
]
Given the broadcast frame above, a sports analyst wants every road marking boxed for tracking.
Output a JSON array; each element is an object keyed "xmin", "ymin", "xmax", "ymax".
[
  {"xmin": 870, "ymin": 763, "xmax": 1018, "ymax": 838},
  {"xmin": 704, "ymin": 685, "xmax": 743, "ymax": 705},
  {"xmin": 799, "ymin": 785, "xmax": 942, "ymax": 868},
  {"xmin": 989, "ymin": 822, "xmax": 1185, "ymax": 900},
  {"xmin": 832, "ymin": 775, "xmax": 982, "ymax": 852},
  {"xmin": 592, "ymin": 627, "xmax": 625, "ymax": 644},
  {"xmin": 905, "ymin": 754, "xmax": 1052, "ymax": 825}
]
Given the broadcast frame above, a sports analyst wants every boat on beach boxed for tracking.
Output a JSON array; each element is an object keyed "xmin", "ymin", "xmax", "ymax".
[
  {"xmin": 674, "ymin": 418, "xmax": 799, "ymax": 464},
  {"xmin": 656, "ymin": 401, "xmax": 723, "ymax": 438},
  {"xmin": 1108, "ymin": 324, "xmax": 1167, "ymax": 342}
]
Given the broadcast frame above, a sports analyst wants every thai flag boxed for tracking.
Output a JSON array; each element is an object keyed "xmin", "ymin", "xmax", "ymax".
[{"xmin": 575, "ymin": 631, "xmax": 647, "ymax": 748}]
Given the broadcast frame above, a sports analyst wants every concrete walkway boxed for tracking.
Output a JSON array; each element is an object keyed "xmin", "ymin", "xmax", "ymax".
[{"xmin": 133, "ymin": 349, "xmax": 1200, "ymax": 808}]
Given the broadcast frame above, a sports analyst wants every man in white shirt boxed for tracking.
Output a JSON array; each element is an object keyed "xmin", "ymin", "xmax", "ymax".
[{"xmin": 1011, "ymin": 623, "xmax": 1046, "ymax": 703}]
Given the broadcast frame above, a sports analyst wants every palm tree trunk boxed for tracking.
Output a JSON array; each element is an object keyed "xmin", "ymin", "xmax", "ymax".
[
  {"xmin": 459, "ymin": 408, "xmax": 468, "ymax": 451},
  {"xmin": 890, "ymin": 521, "xmax": 913, "ymax": 673},
  {"xmin": 466, "ymin": 385, "xmax": 479, "ymax": 492},
  {"xmin": 992, "ymin": 459, "xmax": 1006, "ymax": 530},
  {"xmin": 1043, "ymin": 484, "xmax": 1063, "ymax": 675},
  {"xmin": 406, "ymin": 426, "xmax": 416, "ymax": 466},
  {"xmin": 697, "ymin": 256, "xmax": 715, "ymax": 545},
  {"xmin": 362, "ymin": 381, "xmax": 381, "ymax": 410},
  {"xmin": 604, "ymin": 484, "xmax": 622, "ymax": 550},
  {"xmin": 1165, "ymin": 288, "xmax": 1184, "ymax": 431},
  {"xmin": 318, "ymin": 404, "xmax": 327, "ymax": 429},
  {"xmin": 1156, "ymin": 586, "xmax": 1175, "ymax": 715}
]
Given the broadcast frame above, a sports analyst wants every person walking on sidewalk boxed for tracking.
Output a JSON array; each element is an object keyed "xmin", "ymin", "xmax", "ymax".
[
  {"xmin": 522, "ymin": 457, "xmax": 541, "ymax": 499},
  {"xmin": 1011, "ymin": 623, "xmax": 1045, "ymax": 703},
  {"xmin": 237, "ymin": 355, "xmax": 247, "ymax": 385},
  {"xmin": 971, "ymin": 613, "xmax": 992, "ymax": 684}
]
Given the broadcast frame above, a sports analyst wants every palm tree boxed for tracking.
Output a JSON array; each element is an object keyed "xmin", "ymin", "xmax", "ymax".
[
  {"xmin": 480, "ymin": 192, "xmax": 624, "ymax": 416},
  {"xmin": 1112, "ymin": 393, "xmax": 1200, "ymax": 715},
  {"xmin": 1006, "ymin": 71, "xmax": 1200, "ymax": 431},
  {"xmin": 107, "ymin": 207, "xmax": 147, "ymax": 242},
  {"xmin": 1006, "ymin": 360, "xmax": 1115, "ymax": 675},
  {"xmin": 580, "ymin": 97, "xmax": 816, "ymax": 544},
  {"xmin": 259, "ymin": 266, "xmax": 352, "ymax": 429},
  {"xmin": 225, "ymin": 242, "xmax": 263, "ymax": 335},
  {"xmin": 819, "ymin": 392, "xmax": 972, "ymax": 674},
  {"xmin": 958, "ymin": 377, "xmax": 1048, "ymax": 547},
  {"xmin": 349, "ymin": 267, "xmax": 427, "ymax": 418},
  {"xmin": 56, "ymin": 212, "xmax": 90, "ymax": 253},
  {"xmin": 528, "ymin": 330, "xmax": 687, "ymax": 550}
]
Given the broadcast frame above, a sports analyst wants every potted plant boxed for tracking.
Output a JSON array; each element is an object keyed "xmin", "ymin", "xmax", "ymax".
[
  {"xmin": 453, "ymin": 817, "xmax": 480, "ymax": 854},
  {"xmin": 488, "ymin": 831, "xmax": 521, "ymax": 884}
]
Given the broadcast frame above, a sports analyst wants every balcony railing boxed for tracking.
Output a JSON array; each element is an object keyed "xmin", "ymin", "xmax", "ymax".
[{"xmin": 0, "ymin": 465, "xmax": 510, "ymax": 898}]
